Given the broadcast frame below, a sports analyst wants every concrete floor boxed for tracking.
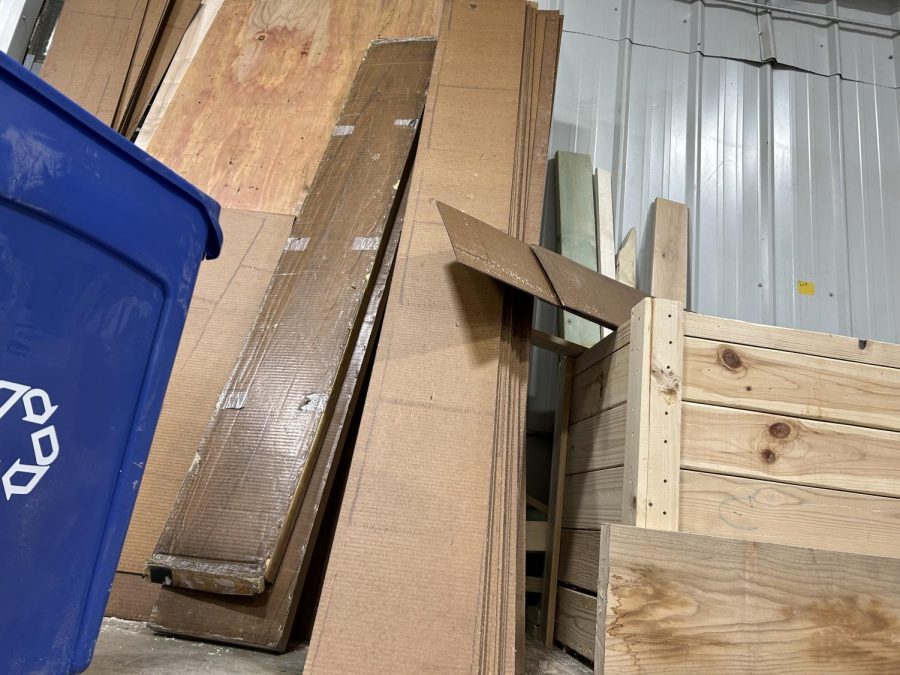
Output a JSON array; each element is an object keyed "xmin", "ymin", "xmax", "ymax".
[{"xmin": 87, "ymin": 619, "xmax": 308, "ymax": 674}]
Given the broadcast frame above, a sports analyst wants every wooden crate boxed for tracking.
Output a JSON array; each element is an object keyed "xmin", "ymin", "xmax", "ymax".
[{"xmin": 555, "ymin": 297, "xmax": 900, "ymax": 660}]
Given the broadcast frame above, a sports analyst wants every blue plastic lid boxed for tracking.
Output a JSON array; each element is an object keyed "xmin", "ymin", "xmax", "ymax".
[{"xmin": 0, "ymin": 51, "xmax": 223, "ymax": 259}]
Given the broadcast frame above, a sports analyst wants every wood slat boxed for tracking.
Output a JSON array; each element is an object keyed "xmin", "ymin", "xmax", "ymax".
[
  {"xmin": 621, "ymin": 299, "xmax": 652, "ymax": 526},
  {"xmin": 682, "ymin": 402, "xmax": 900, "ymax": 498},
  {"xmin": 554, "ymin": 586, "xmax": 596, "ymax": 661},
  {"xmin": 562, "ymin": 467, "xmax": 624, "ymax": 530},
  {"xmin": 615, "ymin": 228, "xmax": 636, "ymax": 287},
  {"xmin": 558, "ymin": 529, "xmax": 601, "ymax": 593},
  {"xmin": 597, "ymin": 524, "xmax": 900, "ymax": 673},
  {"xmin": 557, "ymin": 151, "xmax": 601, "ymax": 347},
  {"xmin": 149, "ymin": 40, "xmax": 435, "ymax": 592},
  {"xmin": 526, "ymin": 521, "xmax": 547, "ymax": 552},
  {"xmin": 680, "ymin": 470, "xmax": 900, "ymax": 559},
  {"xmin": 569, "ymin": 346, "xmax": 629, "ymax": 424},
  {"xmin": 683, "ymin": 337, "xmax": 900, "ymax": 432},
  {"xmin": 525, "ymin": 634, "xmax": 592, "ymax": 675},
  {"xmin": 684, "ymin": 311, "xmax": 900, "ymax": 370},
  {"xmin": 649, "ymin": 198, "xmax": 689, "ymax": 304},
  {"xmin": 566, "ymin": 404, "xmax": 626, "ymax": 475}
]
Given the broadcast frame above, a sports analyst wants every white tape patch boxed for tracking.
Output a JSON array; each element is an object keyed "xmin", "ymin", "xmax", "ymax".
[
  {"xmin": 352, "ymin": 236, "xmax": 380, "ymax": 251},
  {"xmin": 284, "ymin": 236, "xmax": 309, "ymax": 251},
  {"xmin": 394, "ymin": 118, "xmax": 418, "ymax": 128},
  {"xmin": 332, "ymin": 125, "xmax": 354, "ymax": 136},
  {"xmin": 222, "ymin": 391, "xmax": 247, "ymax": 410}
]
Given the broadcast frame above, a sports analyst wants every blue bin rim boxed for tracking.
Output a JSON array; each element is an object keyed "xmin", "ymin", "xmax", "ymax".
[{"xmin": 0, "ymin": 52, "xmax": 223, "ymax": 259}]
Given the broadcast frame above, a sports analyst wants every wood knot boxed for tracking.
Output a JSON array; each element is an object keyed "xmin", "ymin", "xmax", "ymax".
[
  {"xmin": 256, "ymin": 33, "xmax": 266, "ymax": 41},
  {"xmin": 859, "ymin": 339, "xmax": 868, "ymax": 350},
  {"xmin": 760, "ymin": 448, "xmax": 777, "ymax": 464},
  {"xmin": 768, "ymin": 422, "xmax": 791, "ymax": 439},
  {"xmin": 717, "ymin": 346, "xmax": 743, "ymax": 370}
]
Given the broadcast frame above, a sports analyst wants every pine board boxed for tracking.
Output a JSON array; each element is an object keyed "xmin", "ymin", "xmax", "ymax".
[{"xmin": 682, "ymin": 402, "xmax": 900, "ymax": 498}]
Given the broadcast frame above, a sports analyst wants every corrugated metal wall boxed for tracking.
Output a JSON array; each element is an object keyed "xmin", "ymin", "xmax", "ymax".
[
  {"xmin": 538, "ymin": 0, "xmax": 900, "ymax": 339},
  {"xmin": 529, "ymin": 0, "xmax": 900, "ymax": 415}
]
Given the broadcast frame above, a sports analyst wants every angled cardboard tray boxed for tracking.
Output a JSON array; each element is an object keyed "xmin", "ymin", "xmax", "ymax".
[{"xmin": 436, "ymin": 201, "xmax": 648, "ymax": 329}]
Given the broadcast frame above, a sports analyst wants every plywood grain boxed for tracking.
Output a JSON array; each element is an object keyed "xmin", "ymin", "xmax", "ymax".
[
  {"xmin": 597, "ymin": 524, "xmax": 900, "ymax": 673},
  {"xmin": 144, "ymin": 0, "xmax": 442, "ymax": 214}
]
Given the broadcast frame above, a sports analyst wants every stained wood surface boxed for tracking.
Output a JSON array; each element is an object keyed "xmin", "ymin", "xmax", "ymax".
[
  {"xmin": 649, "ymin": 198, "xmax": 689, "ymax": 304},
  {"xmin": 144, "ymin": 0, "xmax": 442, "ymax": 213},
  {"xmin": 557, "ymin": 151, "xmax": 601, "ymax": 347},
  {"xmin": 117, "ymin": 208, "xmax": 295, "ymax": 576},
  {"xmin": 567, "ymin": 404, "xmax": 626, "ymax": 475},
  {"xmin": 569, "ymin": 346, "xmax": 630, "ymax": 424},
  {"xmin": 562, "ymin": 467, "xmax": 625, "ymax": 529},
  {"xmin": 147, "ymin": 185, "xmax": 410, "ymax": 650},
  {"xmin": 679, "ymin": 470, "xmax": 900, "ymax": 558},
  {"xmin": 684, "ymin": 311, "xmax": 900, "ymax": 369},
  {"xmin": 306, "ymin": 2, "xmax": 532, "ymax": 671},
  {"xmin": 555, "ymin": 587, "xmax": 596, "ymax": 660},
  {"xmin": 683, "ymin": 338, "xmax": 900, "ymax": 432},
  {"xmin": 596, "ymin": 524, "xmax": 900, "ymax": 673},
  {"xmin": 41, "ymin": 0, "xmax": 149, "ymax": 125},
  {"xmin": 558, "ymin": 529, "xmax": 601, "ymax": 593},
  {"xmin": 532, "ymin": 246, "xmax": 648, "ymax": 330},
  {"xmin": 682, "ymin": 402, "xmax": 900, "ymax": 497},
  {"xmin": 150, "ymin": 40, "xmax": 434, "ymax": 591}
]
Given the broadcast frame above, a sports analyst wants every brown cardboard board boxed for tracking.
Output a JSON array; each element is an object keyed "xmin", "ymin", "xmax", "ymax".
[
  {"xmin": 147, "ymin": 39, "xmax": 436, "ymax": 594},
  {"xmin": 306, "ymin": 1, "xmax": 532, "ymax": 671},
  {"xmin": 438, "ymin": 202, "xmax": 648, "ymax": 329},
  {"xmin": 41, "ymin": 0, "xmax": 150, "ymax": 125}
]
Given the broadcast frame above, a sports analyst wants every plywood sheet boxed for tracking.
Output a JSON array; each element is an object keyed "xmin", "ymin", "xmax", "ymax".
[
  {"xmin": 144, "ymin": 0, "xmax": 442, "ymax": 213},
  {"xmin": 149, "ymin": 39, "xmax": 435, "ymax": 593}
]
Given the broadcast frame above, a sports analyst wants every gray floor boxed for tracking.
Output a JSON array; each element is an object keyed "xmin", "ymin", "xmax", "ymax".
[{"xmin": 87, "ymin": 619, "xmax": 308, "ymax": 674}]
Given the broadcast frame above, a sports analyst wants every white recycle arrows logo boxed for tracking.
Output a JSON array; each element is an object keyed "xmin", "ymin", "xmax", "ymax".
[{"xmin": 0, "ymin": 380, "xmax": 59, "ymax": 500}]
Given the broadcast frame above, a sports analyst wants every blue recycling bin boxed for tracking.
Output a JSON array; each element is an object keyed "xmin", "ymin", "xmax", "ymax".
[{"xmin": 0, "ymin": 52, "xmax": 222, "ymax": 673}]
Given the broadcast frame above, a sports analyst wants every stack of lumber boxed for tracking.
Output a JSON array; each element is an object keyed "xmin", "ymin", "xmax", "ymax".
[
  {"xmin": 41, "ymin": 0, "xmax": 203, "ymax": 136},
  {"xmin": 306, "ymin": 1, "xmax": 562, "ymax": 670}
]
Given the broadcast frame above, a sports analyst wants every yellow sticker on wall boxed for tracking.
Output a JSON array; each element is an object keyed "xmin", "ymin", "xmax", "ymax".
[{"xmin": 797, "ymin": 280, "xmax": 815, "ymax": 296}]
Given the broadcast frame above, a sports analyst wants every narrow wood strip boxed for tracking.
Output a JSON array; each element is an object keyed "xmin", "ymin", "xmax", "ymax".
[
  {"xmin": 683, "ymin": 337, "xmax": 900, "ymax": 432},
  {"xmin": 682, "ymin": 402, "xmax": 900, "ymax": 498},
  {"xmin": 684, "ymin": 311, "xmax": 900, "ymax": 370},
  {"xmin": 680, "ymin": 470, "xmax": 900, "ymax": 559},
  {"xmin": 621, "ymin": 299, "xmax": 652, "ymax": 525},
  {"xmin": 649, "ymin": 198, "xmax": 689, "ymax": 304},
  {"xmin": 532, "ymin": 329, "xmax": 586, "ymax": 357}
]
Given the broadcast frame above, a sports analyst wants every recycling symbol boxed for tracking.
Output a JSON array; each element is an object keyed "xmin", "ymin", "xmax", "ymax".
[{"xmin": 0, "ymin": 380, "xmax": 59, "ymax": 500}]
